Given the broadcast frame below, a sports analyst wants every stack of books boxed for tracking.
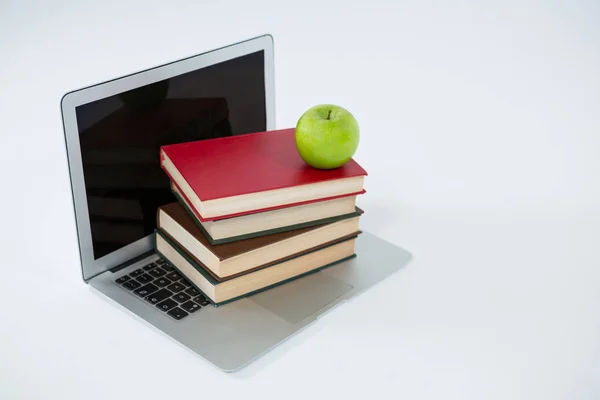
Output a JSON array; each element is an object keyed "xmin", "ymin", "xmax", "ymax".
[{"xmin": 155, "ymin": 128, "xmax": 367, "ymax": 306}]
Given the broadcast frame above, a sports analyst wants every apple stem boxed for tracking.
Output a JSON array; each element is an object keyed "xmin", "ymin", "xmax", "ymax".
[{"xmin": 327, "ymin": 110, "xmax": 332, "ymax": 120}]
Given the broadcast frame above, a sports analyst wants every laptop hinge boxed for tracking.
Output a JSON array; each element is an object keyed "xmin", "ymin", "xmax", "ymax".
[{"xmin": 108, "ymin": 250, "xmax": 156, "ymax": 274}]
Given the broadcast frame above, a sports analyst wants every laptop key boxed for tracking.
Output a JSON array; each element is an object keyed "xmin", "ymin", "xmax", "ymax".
[
  {"xmin": 179, "ymin": 279, "xmax": 191, "ymax": 287},
  {"xmin": 180, "ymin": 301, "xmax": 201, "ymax": 313},
  {"xmin": 115, "ymin": 275, "xmax": 131, "ymax": 284},
  {"xmin": 156, "ymin": 298, "xmax": 178, "ymax": 312},
  {"xmin": 156, "ymin": 259, "xmax": 166, "ymax": 265},
  {"xmin": 166, "ymin": 271, "xmax": 181, "ymax": 281},
  {"xmin": 184, "ymin": 287, "xmax": 199, "ymax": 297},
  {"xmin": 167, "ymin": 282, "xmax": 186, "ymax": 293},
  {"xmin": 145, "ymin": 289, "xmax": 173, "ymax": 304},
  {"xmin": 136, "ymin": 273, "xmax": 153, "ymax": 283},
  {"xmin": 123, "ymin": 280, "xmax": 141, "ymax": 290},
  {"xmin": 173, "ymin": 293, "xmax": 191, "ymax": 303},
  {"xmin": 143, "ymin": 263, "xmax": 157, "ymax": 271},
  {"xmin": 130, "ymin": 268, "xmax": 144, "ymax": 278},
  {"xmin": 193, "ymin": 295, "xmax": 210, "ymax": 306},
  {"xmin": 167, "ymin": 307, "xmax": 188, "ymax": 320},
  {"xmin": 148, "ymin": 267, "xmax": 166, "ymax": 278},
  {"xmin": 154, "ymin": 277, "xmax": 172, "ymax": 288},
  {"xmin": 134, "ymin": 283, "xmax": 159, "ymax": 297},
  {"xmin": 161, "ymin": 264, "xmax": 174, "ymax": 272}
]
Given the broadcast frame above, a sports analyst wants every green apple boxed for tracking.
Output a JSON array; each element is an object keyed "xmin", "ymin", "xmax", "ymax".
[{"xmin": 295, "ymin": 104, "xmax": 360, "ymax": 169}]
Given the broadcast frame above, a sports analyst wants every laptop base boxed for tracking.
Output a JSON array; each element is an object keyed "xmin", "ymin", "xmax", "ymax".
[{"xmin": 89, "ymin": 231, "xmax": 412, "ymax": 371}]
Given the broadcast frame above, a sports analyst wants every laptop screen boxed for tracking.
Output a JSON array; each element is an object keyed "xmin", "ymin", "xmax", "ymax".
[{"xmin": 75, "ymin": 50, "xmax": 266, "ymax": 260}]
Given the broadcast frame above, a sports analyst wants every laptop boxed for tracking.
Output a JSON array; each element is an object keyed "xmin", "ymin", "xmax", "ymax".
[{"xmin": 60, "ymin": 34, "xmax": 413, "ymax": 372}]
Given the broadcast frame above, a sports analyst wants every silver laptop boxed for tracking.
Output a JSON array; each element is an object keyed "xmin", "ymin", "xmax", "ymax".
[{"xmin": 60, "ymin": 34, "xmax": 412, "ymax": 372}]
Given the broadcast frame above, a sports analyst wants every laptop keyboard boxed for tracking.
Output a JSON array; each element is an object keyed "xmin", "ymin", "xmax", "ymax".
[{"xmin": 115, "ymin": 258, "xmax": 210, "ymax": 320}]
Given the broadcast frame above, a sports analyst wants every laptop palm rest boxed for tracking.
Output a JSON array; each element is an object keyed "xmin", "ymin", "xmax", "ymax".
[{"xmin": 249, "ymin": 272, "xmax": 353, "ymax": 324}]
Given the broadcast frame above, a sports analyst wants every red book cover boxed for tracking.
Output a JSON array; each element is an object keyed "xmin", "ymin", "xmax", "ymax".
[
  {"xmin": 160, "ymin": 128, "xmax": 367, "ymax": 202},
  {"xmin": 170, "ymin": 181, "xmax": 364, "ymax": 222}
]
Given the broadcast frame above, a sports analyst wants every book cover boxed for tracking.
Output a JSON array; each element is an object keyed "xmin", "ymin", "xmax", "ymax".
[
  {"xmin": 171, "ymin": 187, "xmax": 364, "ymax": 245},
  {"xmin": 159, "ymin": 128, "xmax": 368, "ymax": 202},
  {"xmin": 170, "ymin": 180, "xmax": 364, "ymax": 222},
  {"xmin": 156, "ymin": 229, "xmax": 358, "ymax": 306},
  {"xmin": 156, "ymin": 228, "xmax": 360, "ymax": 283},
  {"xmin": 157, "ymin": 201, "xmax": 361, "ymax": 261}
]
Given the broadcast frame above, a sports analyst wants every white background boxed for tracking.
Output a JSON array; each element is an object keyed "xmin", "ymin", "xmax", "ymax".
[{"xmin": 1, "ymin": 1, "xmax": 600, "ymax": 399}]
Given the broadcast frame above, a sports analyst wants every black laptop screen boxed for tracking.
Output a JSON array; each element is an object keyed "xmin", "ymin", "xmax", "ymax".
[{"xmin": 75, "ymin": 50, "xmax": 267, "ymax": 260}]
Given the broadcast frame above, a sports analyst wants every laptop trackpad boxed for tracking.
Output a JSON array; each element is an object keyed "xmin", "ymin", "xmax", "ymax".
[{"xmin": 249, "ymin": 272, "xmax": 354, "ymax": 324}]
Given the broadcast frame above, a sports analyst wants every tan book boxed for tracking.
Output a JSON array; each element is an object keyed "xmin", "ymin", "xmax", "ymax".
[
  {"xmin": 172, "ymin": 181, "xmax": 362, "ymax": 244},
  {"xmin": 157, "ymin": 202, "xmax": 361, "ymax": 278},
  {"xmin": 155, "ymin": 229, "xmax": 357, "ymax": 305}
]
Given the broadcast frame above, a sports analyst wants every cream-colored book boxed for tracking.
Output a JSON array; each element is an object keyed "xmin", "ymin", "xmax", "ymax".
[
  {"xmin": 156, "ymin": 230, "xmax": 357, "ymax": 305},
  {"xmin": 157, "ymin": 202, "xmax": 362, "ymax": 279}
]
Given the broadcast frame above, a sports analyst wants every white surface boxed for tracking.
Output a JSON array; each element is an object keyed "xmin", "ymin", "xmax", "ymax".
[{"xmin": 1, "ymin": 1, "xmax": 600, "ymax": 399}]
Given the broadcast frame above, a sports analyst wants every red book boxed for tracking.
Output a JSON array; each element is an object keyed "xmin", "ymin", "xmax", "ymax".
[{"xmin": 160, "ymin": 128, "xmax": 367, "ymax": 220}]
